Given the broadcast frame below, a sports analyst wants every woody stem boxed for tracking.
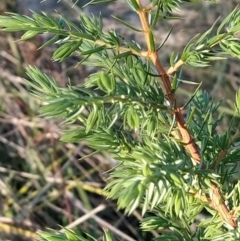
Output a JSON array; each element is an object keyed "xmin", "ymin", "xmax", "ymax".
[{"xmin": 136, "ymin": 1, "xmax": 236, "ymax": 228}]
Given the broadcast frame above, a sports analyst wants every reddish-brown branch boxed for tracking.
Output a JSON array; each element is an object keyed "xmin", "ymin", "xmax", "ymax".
[
  {"xmin": 214, "ymin": 149, "xmax": 228, "ymax": 170},
  {"xmin": 136, "ymin": 3, "xmax": 237, "ymax": 228},
  {"xmin": 210, "ymin": 183, "xmax": 236, "ymax": 227}
]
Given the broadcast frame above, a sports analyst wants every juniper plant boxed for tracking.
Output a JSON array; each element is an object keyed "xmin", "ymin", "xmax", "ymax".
[{"xmin": 0, "ymin": 0, "xmax": 240, "ymax": 240}]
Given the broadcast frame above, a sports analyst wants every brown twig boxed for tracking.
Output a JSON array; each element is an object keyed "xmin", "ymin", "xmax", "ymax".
[
  {"xmin": 136, "ymin": 1, "xmax": 237, "ymax": 228},
  {"xmin": 214, "ymin": 149, "xmax": 228, "ymax": 170}
]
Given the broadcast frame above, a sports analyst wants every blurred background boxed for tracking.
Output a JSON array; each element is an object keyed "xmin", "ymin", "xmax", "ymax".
[{"xmin": 0, "ymin": 0, "xmax": 239, "ymax": 240}]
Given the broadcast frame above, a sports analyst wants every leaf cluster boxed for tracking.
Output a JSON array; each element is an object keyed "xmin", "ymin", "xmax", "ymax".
[
  {"xmin": 179, "ymin": 7, "xmax": 240, "ymax": 67},
  {"xmin": 38, "ymin": 228, "xmax": 118, "ymax": 241}
]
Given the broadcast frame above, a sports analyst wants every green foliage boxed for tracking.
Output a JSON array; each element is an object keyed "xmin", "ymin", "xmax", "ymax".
[
  {"xmin": 0, "ymin": 0, "xmax": 240, "ymax": 240},
  {"xmin": 38, "ymin": 228, "xmax": 118, "ymax": 241},
  {"xmin": 179, "ymin": 7, "xmax": 240, "ymax": 67}
]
